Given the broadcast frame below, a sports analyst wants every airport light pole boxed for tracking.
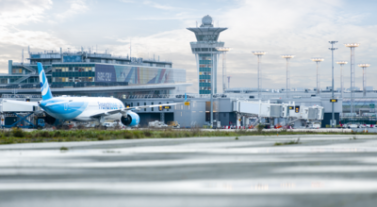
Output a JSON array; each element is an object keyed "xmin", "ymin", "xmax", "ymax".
[
  {"xmin": 282, "ymin": 55, "xmax": 294, "ymax": 98},
  {"xmin": 345, "ymin": 43, "xmax": 360, "ymax": 113},
  {"xmin": 253, "ymin": 51, "xmax": 266, "ymax": 99},
  {"xmin": 329, "ymin": 41, "xmax": 338, "ymax": 127},
  {"xmin": 311, "ymin": 58, "xmax": 324, "ymax": 95},
  {"xmin": 336, "ymin": 61, "xmax": 347, "ymax": 99},
  {"xmin": 358, "ymin": 64, "xmax": 370, "ymax": 97},
  {"xmin": 209, "ymin": 43, "xmax": 221, "ymax": 128},
  {"xmin": 210, "ymin": 52, "xmax": 214, "ymax": 128},
  {"xmin": 216, "ymin": 47, "xmax": 231, "ymax": 93}
]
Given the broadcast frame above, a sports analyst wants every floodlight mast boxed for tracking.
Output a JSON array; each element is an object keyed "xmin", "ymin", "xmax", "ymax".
[
  {"xmin": 336, "ymin": 61, "xmax": 348, "ymax": 99},
  {"xmin": 345, "ymin": 43, "xmax": 360, "ymax": 113},
  {"xmin": 311, "ymin": 58, "xmax": 324, "ymax": 95},
  {"xmin": 282, "ymin": 55, "xmax": 294, "ymax": 98},
  {"xmin": 358, "ymin": 64, "xmax": 370, "ymax": 97},
  {"xmin": 253, "ymin": 51, "xmax": 266, "ymax": 99},
  {"xmin": 216, "ymin": 47, "xmax": 231, "ymax": 93},
  {"xmin": 329, "ymin": 41, "xmax": 338, "ymax": 128}
]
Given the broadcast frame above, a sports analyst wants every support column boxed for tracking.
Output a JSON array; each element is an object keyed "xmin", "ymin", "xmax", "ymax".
[
  {"xmin": 160, "ymin": 112, "xmax": 165, "ymax": 123},
  {"xmin": 236, "ymin": 113, "xmax": 241, "ymax": 127}
]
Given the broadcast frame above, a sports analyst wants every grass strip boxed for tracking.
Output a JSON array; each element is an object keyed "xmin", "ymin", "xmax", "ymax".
[{"xmin": 0, "ymin": 128, "xmax": 373, "ymax": 145}]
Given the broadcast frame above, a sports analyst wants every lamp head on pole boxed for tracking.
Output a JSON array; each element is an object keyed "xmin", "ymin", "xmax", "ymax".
[
  {"xmin": 345, "ymin": 43, "xmax": 360, "ymax": 48},
  {"xmin": 216, "ymin": 47, "xmax": 231, "ymax": 52},
  {"xmin": 281, "ymin": 54, "xmax": 294, "ymax": 59},
  {"xmin": 311, "ymin": 57, "xmax": 324, "ymax": 62},
  {"xmin": 358, "ymin": 64, "xmax": 370, "ymax": 68},
  {"xmin": 336, "ymin": 61, "xmax": 348, "ymax": 65},
  {"xmin": 252, "ymin": 51, "xmax": 266, "ymax": 56}
]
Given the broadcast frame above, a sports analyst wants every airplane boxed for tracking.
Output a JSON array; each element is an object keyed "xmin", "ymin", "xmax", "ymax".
[{"xmin": 6, "ymin": 62, "xmax": 180, "ymax": 127}]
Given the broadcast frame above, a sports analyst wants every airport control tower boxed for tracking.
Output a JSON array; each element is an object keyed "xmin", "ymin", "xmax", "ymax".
[{"xmin": 187, "ymin": 15, "xmax": 228, "ymax": 94}]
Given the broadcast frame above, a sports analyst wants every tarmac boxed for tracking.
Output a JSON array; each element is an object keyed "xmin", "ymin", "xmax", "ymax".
[{"xmin": 1, "ymin": 134, "xmax": 377, "ymax": 207}]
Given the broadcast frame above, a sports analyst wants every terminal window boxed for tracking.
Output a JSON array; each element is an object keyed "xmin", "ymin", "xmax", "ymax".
[{"xmin": 12, "ymin": 69, "xmax": 23, "ymax": 74}]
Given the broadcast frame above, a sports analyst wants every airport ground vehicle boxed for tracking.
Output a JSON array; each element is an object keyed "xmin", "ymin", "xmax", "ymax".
[
  {"xmin": 308, "ymin": 123, "xmax": 321, "ymax": 129},
  {"xmin": 168, "ymin": 121, "xmax": 180, "ymax": 128},
  {"xmin": 343, "ymin": 123, "xmax": 359, "ymax": 128},
  {"xmin": 148, "ymin": 120, "xmax": 168, "ymax": 128},
  {"xmin": 103, "ymin": 122, "xmax": 116, "ymax": 128}
]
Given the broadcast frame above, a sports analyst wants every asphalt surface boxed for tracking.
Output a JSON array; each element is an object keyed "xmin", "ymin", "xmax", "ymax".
[{"xmin": 1, "ymin": 135, "xmax": 377, "ymax": 207}]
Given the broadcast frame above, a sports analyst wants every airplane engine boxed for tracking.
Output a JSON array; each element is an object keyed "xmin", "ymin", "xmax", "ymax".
[{"xmin": 121, "ymin": 111, "xmax": 140, "ymax": 127}]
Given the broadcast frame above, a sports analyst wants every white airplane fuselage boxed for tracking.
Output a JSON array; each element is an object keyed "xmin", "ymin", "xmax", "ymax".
[{"xmin": 39, "ymin": 97, "xmax": 127, "ymax": 122}]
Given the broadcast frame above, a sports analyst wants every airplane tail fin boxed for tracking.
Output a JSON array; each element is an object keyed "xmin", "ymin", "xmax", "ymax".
[{"xmin": 37, "ymin": 62, "xmax": 53, "ymax": 100}]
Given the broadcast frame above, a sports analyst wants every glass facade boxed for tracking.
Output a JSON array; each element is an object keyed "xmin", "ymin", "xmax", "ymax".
[
  {"xmin": 51, "ymin": 64, "xmax": 96, "ymax": 87},
  {"xmin": 45, "ymin": 63, "xmax": 186, "ymax": 89},
  {"xmin": 199, "ymin": 54, "xmax": 212, "ymax": 94},
  {"xmin": 4, "ymin": 59, "xmax": 186, "ymax": 97},
  {"xmin": 343, "ymin": 99, "xmax": 377, "ymax": 113}
]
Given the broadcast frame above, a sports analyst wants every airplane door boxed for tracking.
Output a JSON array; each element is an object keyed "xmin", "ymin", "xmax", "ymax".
[{"xmin": 64, "ymin": 103, "xmax": 68, "ymax": 110}]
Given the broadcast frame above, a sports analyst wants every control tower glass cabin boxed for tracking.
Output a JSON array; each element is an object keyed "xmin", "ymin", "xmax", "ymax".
[{"xmin": 187, "ymin": 15, "xmax": 227, "ymax": 94}]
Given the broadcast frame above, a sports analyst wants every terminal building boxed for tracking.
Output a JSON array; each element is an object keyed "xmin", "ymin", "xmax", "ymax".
[{"xmin": 3, "ymin": 49, "xmax": 189, "ymax": 97}]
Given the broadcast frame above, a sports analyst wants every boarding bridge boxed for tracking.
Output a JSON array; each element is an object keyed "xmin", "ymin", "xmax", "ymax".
[
  {"xmin": 0, "ymin": 99, "xmax": 44, "ymax": 128},
  {"xmin": 232, "ymin": 100, "xmax": 324, "ymax": 127}
]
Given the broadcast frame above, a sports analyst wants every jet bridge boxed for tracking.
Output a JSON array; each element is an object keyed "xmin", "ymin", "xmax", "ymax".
[
  {"xmin": 0, "ymin": 99, "xmax": 44, "ymax": 128},
  {"xmin": 232, "ymin": 100, "xmax": 324, "ymax": 127}
]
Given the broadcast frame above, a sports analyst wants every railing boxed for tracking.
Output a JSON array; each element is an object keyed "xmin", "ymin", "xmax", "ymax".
[
  {"xmin": 12, "ymin": 62, "xmax": 34, "ymax": 66},
  {"xmin": 190, "ymin": 41, "xmax": 225, "ymax": 45},
  {"xmin": 1, "ymin": 94, "xmax": 41, "ymax": 98},
  {"xmin": 0, "ymin": 82, "xmax": 129, "ymax": 90},
  {"xmin": 122, "ymin": 94, "xmax": 212, "ymax": 99}
]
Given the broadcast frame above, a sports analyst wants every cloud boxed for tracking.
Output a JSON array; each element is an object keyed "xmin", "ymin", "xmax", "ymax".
[
  {"xmin": 143, "ymin": 1, "xmax": 176, "ymax": 10},
  {"xmin": 108, "ymin": 0, "xmax": 377, "ymax": 93},
  {"xmin": 0, "ymin": 0, "xmax": 75, "ymax": 72},
  {"xmin": 0, "ymin": 0, "xmax": 53, "ymax": 26},
  {"xmin": 2, "ymin": 0, "xmax": 377, "ymax": 93},
  {"xmin": 216, "ymin": 0, "xmax": 377, "ymax": 91},
  {"xmin": 55, "ymin": 0, "xmax": 89, "ymax": 20},
  {"xmin": 0, "ymin": 0, "xmax": 73, "ymax": 48},
  {"xmin": 118, "ymin": 0, "xmax": 134, "ymax": 3}
]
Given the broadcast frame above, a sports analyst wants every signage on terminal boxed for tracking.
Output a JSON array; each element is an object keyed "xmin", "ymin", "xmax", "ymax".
[
  {"xmin": 330, "ymin": 99, "xmax": 338, "ymax": 103},
  {"xmin": 159, "ymin": 105, "xmax": 172, "ymax": 111},
  {"xmin": 295, "ymin": 106, "xmax": 300, "ymax": 113},
  {"xmin": 288, "ymin": 106, "xmax": 294, "ymax": 110}
]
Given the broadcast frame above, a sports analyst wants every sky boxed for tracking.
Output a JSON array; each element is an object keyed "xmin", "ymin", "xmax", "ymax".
[{"xmin": 1, "ymin": 0, "xmax": 377, "ymax": 93}]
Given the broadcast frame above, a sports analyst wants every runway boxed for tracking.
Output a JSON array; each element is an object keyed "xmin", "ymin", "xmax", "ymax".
[{"xmin": 1, "ymin": 135, "xmax": 377, "ymax": 207}]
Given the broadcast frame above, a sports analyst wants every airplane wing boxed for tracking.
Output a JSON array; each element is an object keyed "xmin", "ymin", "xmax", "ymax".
[
  {"xmin": 125, "ymin": 102, "xmax": 182, "ymax": 111},
  {"xmin": 89, "ymin": 109, "xmax": 123, "ymax": 118},
  {"xmin": 89, "ymin": 102, "xmax": 183, "ymax": 118}
]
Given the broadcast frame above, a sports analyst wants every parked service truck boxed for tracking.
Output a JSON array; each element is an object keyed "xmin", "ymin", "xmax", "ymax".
[{"xmin": 148, "ymin": 120, "xmax": 168, "ymax": 128}]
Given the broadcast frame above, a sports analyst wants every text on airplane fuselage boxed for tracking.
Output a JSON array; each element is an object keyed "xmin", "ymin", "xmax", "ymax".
[{"xmin": 98, "ymin": 102, "xmax": 123, "ymax": 110}]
